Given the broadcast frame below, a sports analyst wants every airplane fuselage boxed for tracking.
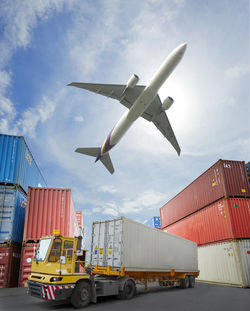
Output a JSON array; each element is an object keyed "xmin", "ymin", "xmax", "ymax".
[{"xmin": 99, "ymin": 43, "xmax": 187, "ymax": 160}]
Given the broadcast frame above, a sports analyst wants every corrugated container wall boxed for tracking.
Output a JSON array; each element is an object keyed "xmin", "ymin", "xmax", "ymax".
[
  {"xmin": 23, "ymin": 188, "xmax": 78, "ymax": 242},
  {"xmin": 163, "ymin": 198, "xmax": 250, "ymax": 245},
  {"xmin": 197, "ymin": 240, "xmax": 250, "ymax": 287},
  {"xmin": 90, "ymin": 217, "xmax": 198, "ymax": 273},
  {"xmin": 19, "ymin": 243, "xmax": 38, "ymax": 287},
  {"xmin": 145, "ymin": 216, "xmax": 161, "ymax": 228},
  {"xmin": 0, "ymin": 243, "xmax": 21, "ymax": 288},
  {"xmin": 0, "ymin": 186, "xmax": 27, "ymax": 243},
  {"xmin": 160, "ymin": 159, "xmax": 250, "ymax": 227},
  {"xmin": 0, "ymin": 135, "xmax": 47, "ymax": 194}
]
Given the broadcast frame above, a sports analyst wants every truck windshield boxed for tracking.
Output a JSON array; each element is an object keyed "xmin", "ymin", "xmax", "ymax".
[{"xmin": 34, "ymin": 238, "xmax": 52, "ymax": 261}]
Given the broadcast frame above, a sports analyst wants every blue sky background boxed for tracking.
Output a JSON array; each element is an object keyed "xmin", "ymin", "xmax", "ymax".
[{"xmin": 0, "ymin": 0, "xmax": 249, "ymax": 252}]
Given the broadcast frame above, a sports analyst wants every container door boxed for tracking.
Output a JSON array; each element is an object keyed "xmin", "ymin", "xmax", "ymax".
[
  {"xmin": 0, "ymin": 187, "xmax": 16, "ymax": 243},
  {"xmin": 91, "ymin": 223, "xmax": 100, "ymax": 266},
  {"xmin": 97, "ymin": 222, "xmax": 106, "ymax": 266},
  {"xmin": 112, "ymin": 219, "xmax": 122, "ymax": 268}
]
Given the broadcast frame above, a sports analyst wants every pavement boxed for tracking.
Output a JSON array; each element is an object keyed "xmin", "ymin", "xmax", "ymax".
[{"xmin": 0, "ymin": 282, "xmax": 249, "ymax": 311}]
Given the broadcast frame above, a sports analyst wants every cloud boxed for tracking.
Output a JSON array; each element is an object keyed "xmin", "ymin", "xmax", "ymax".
[
  {"xmin": 15, "ymin": 96, "xmax": 56, "ymax": 138},
  {"xmin": 120, "ymin": 190, "xmax": 166, "ymax": 214},
  {"xmin": 98, "ymin": 185, "xmax": 117, "ymax": 194},
  {"xmin": 74, "ymin": 115, "xmax": 84, "ymax": 122},
  {"xmin": 225, "ymin": 65, "xmax": 249, "ymax": 79}
]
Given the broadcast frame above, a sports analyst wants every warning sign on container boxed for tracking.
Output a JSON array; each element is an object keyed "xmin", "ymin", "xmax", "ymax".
[{"xmin": 99, "ymin": 248, "xmax": 103, "ymax": 255}]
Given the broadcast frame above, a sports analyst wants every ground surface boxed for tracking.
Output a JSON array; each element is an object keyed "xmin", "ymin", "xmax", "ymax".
[{"xmin": 0, "ymin": 282, "xmax": 249, "ymax": 311}]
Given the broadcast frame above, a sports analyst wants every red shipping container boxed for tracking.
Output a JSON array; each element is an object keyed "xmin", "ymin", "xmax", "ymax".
[
  {"xmin": 162, "ymin": 198, "xmax": 250, "ymax": 245},
  {"xmin": 160, "ymin": 159, "xmax": 250, "ymax": 227},
  {"xmin": 0, "ymin": 243, "xmax": 21, "ymax": 288},
  {"xmin": 23, "ymin": 188, "xmax": 79, "ymax": 242},
  {"xmin": 19, "ymin": 243, "xmax": 38, "ymax": 287},
  {"xmin": 75, "ymin": 211, "xmax": 82, "ymax": 227}
]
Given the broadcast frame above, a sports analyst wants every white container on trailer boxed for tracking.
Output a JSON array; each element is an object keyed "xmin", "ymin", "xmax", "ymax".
[
  {"xmin": 90, "ymin": 217, "xmax": 198, "ymax": 272},
  {"xmin": 197, "ymin": 239, "xmax": 250, "ymax": 287}
]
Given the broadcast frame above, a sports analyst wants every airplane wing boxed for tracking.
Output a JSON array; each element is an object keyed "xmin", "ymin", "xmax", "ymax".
[
  {"xmin": 141, "ymin": 95, "xmax": 181, "ymax": 155},
  {"xmin": 69, "ymin": 82, "xmax": 180, "ymax": 155},
  {"xmin": 68, "ymin": 82, "xmax": 145, "ymax": 110}
]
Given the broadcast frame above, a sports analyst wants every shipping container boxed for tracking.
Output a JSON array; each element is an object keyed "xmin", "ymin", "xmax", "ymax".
[
  {"xmin": 0, "ymin": 134, "xmax": 47, "ymax": 193},
  {"xmin": 145, "ymin": 216, "xmax": 161, "ymax": 228},
  {"xmin": 90, "ymin": 217, "xmax": 198, "ymax": 273},
  {"xmin": 197, "ymin": 239, "xmax": 250, "ymax": 287},
  {"xmin": 163, "ymin": 198, "xmax": 250, "ymax": 245},
  {"xmin": 19, "ymin": 243, "xmax": 38, "ymax": 287},
  {"xmin": 0, "ymin": 186, "xmax": 27, "ymax": 243},
  {"xmin": 23, "ymin": 188, "xmax": 79, "ymax": 242},
  {"xmin": 246, "ymin": 162, "xmax": 250, "ymax": 184},
  {"xmin": 75, "ymin": 211, "xmax": 82, "ymax": 227},
  {"xmin": 0, "ymin": 243, "xmax": 21, "ymax": 288},
  {"xmin": 160, "ymin": 159, "xmax": 250, "ymax": 227}
]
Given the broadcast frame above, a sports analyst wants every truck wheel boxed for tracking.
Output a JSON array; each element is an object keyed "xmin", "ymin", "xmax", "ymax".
[
  {"xmin": 117, "ymin": 279, "xmax": 136, "ymax": 300},
  {"xmin": 71, "ymin": 281, "xmax": 91, "ymax": 308},
  {"xmin": 180, "ymin": 276, "xmax": 189, "ymax": 289},
  {"xmin": 189, "ymin": 275, "xmax": 195, "ymax": 288}
]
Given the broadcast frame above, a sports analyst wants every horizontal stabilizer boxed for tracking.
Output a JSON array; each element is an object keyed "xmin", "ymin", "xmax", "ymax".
[
  {"xmin": 75, "ymin": 147, "xmax": 100, "ymax": 157},
  {"xmin": 100, "ymin": 154, "xmax": 115, "ymax": 174}
]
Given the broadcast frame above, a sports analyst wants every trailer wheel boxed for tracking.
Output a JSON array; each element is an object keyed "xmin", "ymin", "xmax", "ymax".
[
  {"xmin": 117, "ymin": 279, "xmax": 136, "ymax": 300},
  {"xmin": 71, "ymin": 281, "xmax": 91, "ymax": 308},
  {"xmin": 180, "ymin": 276, "xmax": 189, "ymax": 289},
  {"xmin": 189, "ymin": 275, "xmax": 195, "ymax": 288}
]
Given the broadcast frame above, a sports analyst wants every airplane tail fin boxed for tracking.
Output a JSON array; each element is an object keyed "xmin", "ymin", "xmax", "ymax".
[
  {"xmin": 100, "ymin": 153, "xmax": 114, "ymax": 174},
  {"xmin": 75, "ymin": 147, "xmax": 100, "ymax": 157},
  {"xmin": 75, "ymin": 147, "xmax": 115, "ymax": 174}
]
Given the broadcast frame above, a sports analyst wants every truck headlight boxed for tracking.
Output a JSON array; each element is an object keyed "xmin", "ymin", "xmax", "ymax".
[{"xmin": 50, "ymin": 277, "xmax": 63, "ymax": 282}]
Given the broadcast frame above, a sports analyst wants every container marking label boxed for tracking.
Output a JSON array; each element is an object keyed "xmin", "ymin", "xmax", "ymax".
[{"xmin": 99, "ymin": 248, "xmax": 103, "ymax": 255}]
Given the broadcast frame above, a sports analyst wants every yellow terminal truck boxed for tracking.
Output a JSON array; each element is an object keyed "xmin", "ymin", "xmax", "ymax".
[{"xmin": 27, "ymin": 217, "xmax": 199, "ymax": 308}]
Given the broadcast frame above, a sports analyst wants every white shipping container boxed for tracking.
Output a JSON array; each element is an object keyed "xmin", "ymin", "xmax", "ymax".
[
  {"xmin": 90, "ymin": 217, "xmax": 198, "ymax": 272},
  {"xmin": 198, "ymin": 239, "xmax": 250, "ymax": 287}
]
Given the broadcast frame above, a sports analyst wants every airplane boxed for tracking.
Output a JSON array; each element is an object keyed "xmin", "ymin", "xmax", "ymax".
[{"xmin": 68, "ymin": 43, "xmax": 187, "ymax": 174}]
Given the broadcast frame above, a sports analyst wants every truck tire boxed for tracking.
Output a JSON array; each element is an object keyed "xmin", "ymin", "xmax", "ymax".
[
  {"xmin": 180, "ymin": 276, "xmax": 189, "ymax": 289},
  {"xmin": 71, "ymin": 281, "xmax": 91, "ymax": 308},
  {"xmin": 189, "ymin": 275, "xmax": 195, "ymax": 288},
  {"xmin": 117, "ymin": 279, "xmax": 136, "ymax": 300}
]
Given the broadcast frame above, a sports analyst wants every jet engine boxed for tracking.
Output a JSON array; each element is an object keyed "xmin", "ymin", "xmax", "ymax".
[
  {"xmin": 162, "ymin": 96, "xmax": 174, "ymax": 110},
  {"xmin": 126, "ymin": 74, "xmax": 139, "ymax": 88}
]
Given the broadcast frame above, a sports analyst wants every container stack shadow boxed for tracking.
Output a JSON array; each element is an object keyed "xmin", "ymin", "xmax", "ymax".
[{"xmin": 160, "ymin": 159, "xmax": 250, "ymax": 287}]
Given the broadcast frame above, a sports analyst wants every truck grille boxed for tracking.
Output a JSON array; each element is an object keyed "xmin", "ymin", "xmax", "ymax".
[{"xmin": 27, "ymin": 280, "xmax": 43, "ymax": 299}]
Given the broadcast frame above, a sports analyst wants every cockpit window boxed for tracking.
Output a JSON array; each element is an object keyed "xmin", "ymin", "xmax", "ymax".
[
  {"xmin": 48, "ymin": 238, "xmax": 62, "ymax": 262},
  {"xmin": 34, "ymin": 238, "xmax": 52, "ymax": 261}
]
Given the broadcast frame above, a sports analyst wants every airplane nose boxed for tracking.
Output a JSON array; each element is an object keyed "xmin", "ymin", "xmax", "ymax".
[{"xmin": 179, "ymin": 43, "xmax": 187, "ymax": 53}]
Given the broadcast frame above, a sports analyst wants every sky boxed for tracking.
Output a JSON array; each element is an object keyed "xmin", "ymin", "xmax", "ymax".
[{"xmin": 0, "ymin": 0, "xmax": 249, "ymax": 253}]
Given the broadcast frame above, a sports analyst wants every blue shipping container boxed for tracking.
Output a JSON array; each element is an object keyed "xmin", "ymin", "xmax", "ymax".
[
  {"xmin": 0, "ymin": 186, "xmax": 27, "ymax": 243},
  {"xmin": 0, "ymin": 134, "xmax": 47, "ymax": 193},
  {"xmin": 246, "ymin": 162, "xmax": 250, "ymax": 184},
  {"xmin": 145, "ymin": 216, "xmax": 161, "ymax": 228}
]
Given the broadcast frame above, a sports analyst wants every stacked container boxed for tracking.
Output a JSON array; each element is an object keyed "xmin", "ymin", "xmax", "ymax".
[
  {"xmin": 19, "ymin": 187, "xmax": 80, "ymax": 287},
  {"xmin": 145, "ymin": 216, "xmax": 161, "ymax": 228},
  {"xmin": 160, "ymin": 159, "xmax": 250, "ymax": 287},
  {"xmin": 0, "ymin": 134, "xmax": 47, "ymax": 288}
]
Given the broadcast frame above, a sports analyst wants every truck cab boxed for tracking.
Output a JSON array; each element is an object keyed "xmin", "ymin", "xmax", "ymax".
[{"xmin": 27, "ymin": 232, "xmax": 90, "ymax": 305}]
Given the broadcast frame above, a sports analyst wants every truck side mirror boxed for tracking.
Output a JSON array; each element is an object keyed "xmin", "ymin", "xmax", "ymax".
[{"xmin": 60, "ymin": 256, "xmax": 66, "ymax": 264}]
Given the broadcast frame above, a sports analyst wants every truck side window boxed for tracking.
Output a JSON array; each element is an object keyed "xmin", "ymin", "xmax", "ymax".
[
  {"xmin": 63, "ymin": 241, "xmax": 73, "ymax": 259},
  {"xmin": 48, "ymin": 239, "xmax": 62, "ymax": 262}
]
